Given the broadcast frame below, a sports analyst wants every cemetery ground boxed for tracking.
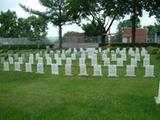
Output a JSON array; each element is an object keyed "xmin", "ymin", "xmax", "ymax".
[{"xmin": 0, "ymin": 50, "xmax": 160, "ymax": 120}]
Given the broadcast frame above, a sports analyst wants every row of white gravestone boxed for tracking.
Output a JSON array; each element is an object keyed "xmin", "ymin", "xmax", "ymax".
[
  {"xmin": 6, "ymin": 54, "xmax": 151, "ymax": 69},
  {"xmin": 7, "ymin": 56, "xmax": 151, "ymax": 68},
  {"xmin": 80, "ymin": 57, "xmax": 150, "ymax": 67},
  {"xmin": 7, "ymin": 47, "xmax": 148, "ymax": 60},
  {"xmin": 3, "ymin": 62, "xmax": 155, "ymax": 77},
  {"xmin": 77, "ymin": 64, "xmax": 154, "ymax": 77},
  {"xmin": 8, "ymin": 47, "xmax": 147, "ymax": 57}
]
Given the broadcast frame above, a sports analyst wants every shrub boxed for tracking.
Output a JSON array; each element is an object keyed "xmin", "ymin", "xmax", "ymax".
[
  {"xmin": 147, "ymin": 46, "xmax": 159, "ymax": 54},
  {"xmin": 156, "ymin": 49, "xmax": 160, "ymax": 59}
]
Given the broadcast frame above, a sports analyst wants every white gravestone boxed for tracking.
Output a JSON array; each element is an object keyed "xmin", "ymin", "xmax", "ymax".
[
  {"xmin": 29, "ymin": 57, "xmax": 34, "ymax": 64},
  {"xmin": 71, "ymin": 53, "xmax": 76, "ymax": 60},
  {"xmin": 50, "ymin": 51, "xmax": 54, "ymax": 57},
  {"xmin": 141, "ymin": 49, "xmax": 147, "ymax": 56},
  {"xmin": 103, "ymin": 58, "xmax": 110, "ymax": 66},
  {"xmin": 102, "ymin": 54, "xmax": 107, "ymax": 61},
  {"xmin": 56, "ymin": 58, "xmax": 62, "ymax": 65},
  {"xmin": 125, "ymin": 65, "xmax": 136, "ymax": 77},
  {"xmin": 46, "ymin": 57, "xmax": 52, "ymax": 65},
  {"xmin": 79, "ymin": 64, "xmax": 88, "ymax": 76},
  {"xmin": 66, "ymin": 58, "xmax": 72, "ymax": 65},
  {"xmin": 35, "ymin": 53, "xmax": 40, "ymax": 60},
  {"xmin": 51, "ymin": 64, "xmax": 59, "ymax": 75},
  {"xmin": 25, "ymin": 63, "xmax": 32, "ymax": 72},
  {"xmin": 65, "ymin": 64, "xmax": 72, "ymax": 75},
  {"xmin": 38, "ymin": 57, "xmax": 43, "ymax": 64},
  {"xmin": 3, "ymin": 62, "xmax": 9, "ymax": 71},
  {"xmin": 144, "ymin": 54, "xmax": 150, "ymax": 62},
  {"xmin": 79, "ymin": 58, "xmax": 85, "ymax": 65},
  {"xmin": 155, "ymin": 81, "xmax": 160, "ymax": 104},
  {"xmin": 98, "ymin": 48, "xmax": 102, "ymax": 53},
  {"xmin": 14, "ymin": 54, "xmax": 19, "ymax": 61},
  {"xmin": 143, "ymin": 58, "xmax": 150, "ymax": 67},
  {"xmin": 111, "ymin": 53, "xmax": 117, "ymax": 61},
  {"xmin": 144, "ymin": 65, "xmax": 154, "ymax": 77},
  {"xmin": 130, "ymin": 58, "xmax": 137, "ymax": 67},
  {"xmin": 88, "ymin": 52, "xmax": 93, "ymax": 59},
  {"xmin": 61, "ymin": 53, "xmax": 66, "ymax": 60},
  {"xmin": 80, "ymin": 48, "xmax": 84, "ymax": 52},
  {"xmin": 18, "ymin": 57, "xmax": 23, "ymax": 64},
  {"xmin": 14, "ymin": 62, "xmax": 21, "ymax": 71},
  {"xmin": 93, "ymin": 65, "xmax": 102, "ymax": 76},
  {"xmin": 121, "ymin": 53, "xmax": 127, "ymax": 61},
  {"xmin": 92, "ymin": 54, "xmax": 97, "ymax": 59},
  {"xmin": 81, "ymin": 53, "xmax": 86, "ymax": 59},
  {"xmin": 108, "ymin": 65, "xmax": 117, "ymax": 77},
  {"xmin": 91, "ymin": 58, "xmax": 97, "ymax": 66},
  {"xmin": 129, "ymin": 50, "xmax": 135, "ymax": 57},
  {"xmin": 9, "ymin": 57, "xmax": 14, "ymax": 64},
  {"xmin": 135, "ymin": 53, "xmax": 140, "ymax": 61},
  {"xmin": 36, "ymin": 63, "xmax": 44, "ymax": 74},
  {"xmin": 29, "ymin": 54, "xmax": 34, "ymax": 60},
  {"xmin": 54, "ymin": 54, "xmax": 59, "ymax": 59},
  {"xmin": 45, "ymin": 54, "xmax": 50, "ymax": 59},
  {"xmin": 116, "ymin": 48, "xmax": 120, "ymax": 54},
  {"xmin": 117, "ymin": 58, "xmax": 123, "ymax": 67},
  {"xmin": 73, "ymin": 48, "xmax": 77, "ymax": 53}
]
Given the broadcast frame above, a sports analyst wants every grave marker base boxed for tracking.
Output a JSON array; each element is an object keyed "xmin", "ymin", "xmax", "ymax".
[{"xmin": 155, "ymin": 97, "xmax": 160, "ymax": 104}]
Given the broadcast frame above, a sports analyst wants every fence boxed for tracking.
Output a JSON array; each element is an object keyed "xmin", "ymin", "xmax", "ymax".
[
  {"xmin": 0, "ymin": 34, "xmax": 159, "ymax": 49},
  {"xmin": 85, "ymin": 34, "xmax": 160, "ymax": 44},
  {"xmin": 0, "ymin": 37, "xmax": 55, "ymax": 45}
]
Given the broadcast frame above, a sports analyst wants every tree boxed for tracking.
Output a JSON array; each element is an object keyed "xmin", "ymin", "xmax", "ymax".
[
  {"xmin": 0, "ymin": 10, "xmax": 18, "ymax": 37},
  {"xmin": 81, "ymin": 22, "xmax": 102, "ymax": 36},
  {"xmin": 124, "ymin": 0, "xmax": 160, "ymax": 43},
  {"xmin": 17, "ymin": 17, "xmax": 30, "ymax": 37},
  {"xmin": 63, "ymin": 31, "xmax": 80, "ymax": 38},
  {"xmin": 122, "ymin": 0, "xmax": 144, "ymax": 43},
  {"xmin": 68, "ymin": 0, "xmax": 126, "ymax": 44},
  {"xmin": 118, "ymin": 19, "xmax": 141, "ymax": 29},
  {"xmin": 145, "ymin": 25, "xmax": 160, "ymax": 35},
  {"xmin": 25, "ymin": 16, "xmax": 48, "ymax": 41},
  {"xmin": 20, "ymin": 0, "xmax": 74, "ymax": 48},
  {"xmin": 0, "ymin": 10, "xmax": 48, "ymax": 40}
]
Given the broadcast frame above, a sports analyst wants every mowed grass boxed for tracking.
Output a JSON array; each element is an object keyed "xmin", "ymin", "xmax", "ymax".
[{"xmin": 0, "ymin": 54, "xmax": 160, "ymax": 120}]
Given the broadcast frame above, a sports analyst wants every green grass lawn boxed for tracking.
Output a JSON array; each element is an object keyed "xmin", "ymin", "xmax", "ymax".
[{"xmin": 0, "ymin": 54, "xmax": 160, "ymax": 120}]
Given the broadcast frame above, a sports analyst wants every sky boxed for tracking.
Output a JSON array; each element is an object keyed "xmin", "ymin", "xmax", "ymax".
[{"xmin": 0, "ymin": 0, "xmax": 157, "ymax": 37}]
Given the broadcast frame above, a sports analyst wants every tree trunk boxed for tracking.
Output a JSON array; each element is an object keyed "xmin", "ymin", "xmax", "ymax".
[
  {"xmin": 101, "ymin": 34, "xmax": 106, "ymax": 44},
  {"xmin": 131, "ymin": 6, "xmax": 136, "ymax": 44},
  {"xmin": 102, "ymin": 15, "xmax": 116, "ymax": 44},
  {"xmin": 58, "ymin": 25, "xmax": 62, "ymax": 49},
  {"xmin": 58, "ymin": 1, "xmax": 62, "ymax": 49}
]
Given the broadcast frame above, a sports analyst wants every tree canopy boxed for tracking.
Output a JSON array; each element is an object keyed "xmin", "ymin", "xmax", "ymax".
[
  {"xmin": 68, "ymin": 0, "xmax": 127, "ymax": 44},
  {"xmin": 0, "ymin": 10, "xmax": 18, "ymax": 37},
  {"xmin": 0, "ymin": 10, "xmax": 48, "ymax": 40},
  {"xmin": 20, "ymin": 0, "xmax": 74, "ymax": 48}
]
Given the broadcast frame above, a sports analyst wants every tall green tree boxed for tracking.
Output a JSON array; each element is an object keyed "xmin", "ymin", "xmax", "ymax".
[
  {"xmin": 0, "ymin": 10, "xmax": 47, "ymax": 40},
  {"xmin": 145, "ymin": 25, "xmax": 160, "ymax": 35},
  {"xmin": 68, "ymin": 0, "xmax": 126, "ymax": 44},
  {"xmin": 122, "ymin": 0, "xmax": 144, "ymax": 43},
  {"xmin": 17, "ymin": 16, "xmax": 48, "ymax": 40},
  {"xmin": 20, "ymin": 0, "xmax": 74, "ymax": 48},
  {"xmin": 81, "ymin": 22, "xmax": 102, "ymax": 36},
  {"xmin": 0, "ymin": 10, "xmax": 18, "ymax": 37},
  {"xmin": 124, "ymin": 0, "xmax": 160, "ymax": 43},
  {"xmin": 26, "ymin": 16, "xmax": 48, "ymax": 41},
  {"xmin": 17, "ymin": 17, "xmax": 30, "ymax": 37}
]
